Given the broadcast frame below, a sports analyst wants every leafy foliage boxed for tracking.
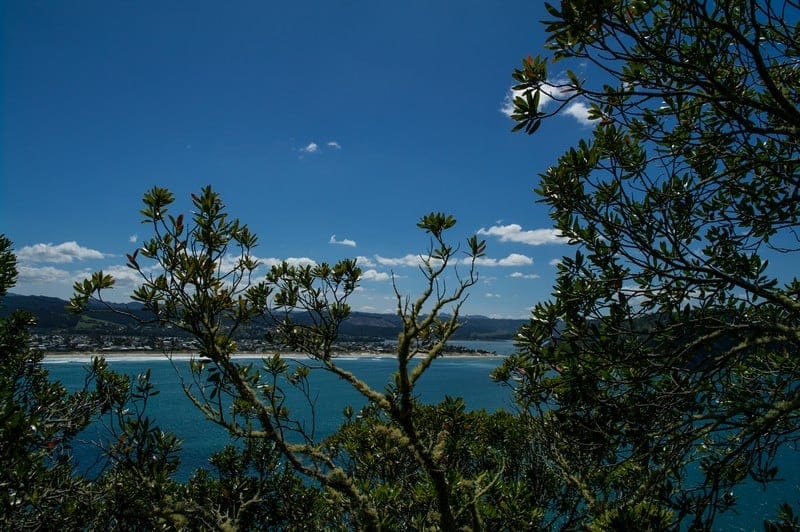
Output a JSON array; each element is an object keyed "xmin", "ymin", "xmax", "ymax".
[
  {"xmin": 498, "ymin": 0, "xmax": 800, "ymax": 528},
  {"xmin": 0, "ymin": 236, "xmax": 99, "ymax": 529},
  {"xmin": 2, "ymin": 234, "xmax": 222, "ymax": 530},
  {"xmin": 85, "ymin": 361, "xmax": 189, "ymax": 529},
  {"xmin": 185, "ymin": 441, "xmax": 332, "ymax": 530},
  {"xmin": 326, "ymin": 396, "xmax": 569, "ymax": 529}
]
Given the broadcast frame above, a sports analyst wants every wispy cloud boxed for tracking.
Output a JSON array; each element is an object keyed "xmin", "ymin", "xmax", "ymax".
[
  {"xmin": 329, "ymin": 234, "xmax": 356, "ymax": 247},
  {"xmin": 477, "ymin": 224, "xmax": 566, "ymax": 246},
  {"xmin": 300, "ymin": 140, "xmax": 341, "ymax": 155},
  {"xmin": 510, "ymin": 272, "xmax": 540, "ymax": 279},
  {"xmin": 549, "ymin": 258, "xmax": 562, "ymax": 266},
  {"xmin": 17, "ymin": 241, "xmax": 105, "ymax": 263},
  {"xmin": 129, "ymin": 234, "xmax": 138, "ymax": 243},
  {"xmin": 301, "ymin": 142, "xmax": 319, "ymax": 153}
]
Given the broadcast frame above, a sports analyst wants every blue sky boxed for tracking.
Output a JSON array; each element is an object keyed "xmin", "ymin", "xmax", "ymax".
[{"xmin": 1, "ymin": 1, "xmax": 594, "ymax": 318}]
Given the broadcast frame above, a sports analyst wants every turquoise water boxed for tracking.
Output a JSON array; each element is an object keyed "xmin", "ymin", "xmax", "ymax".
[
  {"xmin": 44, "ymin": 341, "xmax": 798, "ymax": 531},
  {"xmin": 45, "ymin": 341, "xmax": 515, "ymax": 481}
]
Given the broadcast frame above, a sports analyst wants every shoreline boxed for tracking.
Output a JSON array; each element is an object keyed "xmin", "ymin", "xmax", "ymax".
[{"xmin": 42, "ymin": 349, "xmax": 503, "ymax": 363}]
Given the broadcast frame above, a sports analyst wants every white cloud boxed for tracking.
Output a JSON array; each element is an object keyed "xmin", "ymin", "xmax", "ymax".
[
  {"xmin": 549, "ymin": 258, "xmax": 562, "ymax": 266},
  {"xmin": 474, "ymin": 253, "xmax": 534, "ymax": 267},
  {"xmin": 284, "ymin": 257, "xmax": 317, "ymax": 268},
  {"xmin": 17, "ymin": 241, "xmax": 105, "ymax": 263},
  {"xmin": 500, "ymin": 82, "xmax": 561, "ymax": 117},
  {"xmin": 329, "ymin": 234, "xmax": 356, "ymax": 247},
  {"xmin": 375, "ymin": 252, "xmax": 532, "ymax": 268},
  {"xmin": 301, "ymin": 142, "xmax": 319, "ymax": 153},
  {"xmin": 510, "ymin": 272, "xmax": 540, "ymax": 279},
  {"xmin": 477, "ymin": 224, "xmax": 566, "ymax": 246},
  {"xmin": 356, "ymin": 255, "xmax": 376, "ymax": 268},
  {"xmin": 500, "ymin": 254, "xmax": 534, "ymax": 266},
  {"xmin": 214, "ymin": 253, "xmax": 322, "ymax": 273},
  {"xmin": 563, "ymin": 101, "xmax": 595, "ymax": 125},
  {"xmin": 327, "ymin": 141, "xmax": 341, "ymax": 149},
  {"xmin": 500, "ymin": 92, "xmax": 517, "ymax": 118},
  {"xmin": 501, "ymin": 79, "xmax": 596, "ymax": 126},
  {"xmin": 209, "ymin": 253, "xmax": 263, "ymax": 274},
  {"xmin": 16, "ymin": 265, "xmax": 73, "ymax": 283},
  {"xmin": 485, "ymin": 292, "xmax": 501, "ymax": 298},
  {"xmin": 360, "ymin": 269, "xmax": 391, "ymax": 282},
  {"xmin": 375, "ymin": 254, "xmax": 425, "ymax": 267},
  {"xmin": 129, "ymin": 234, "xmax": 138, "ymax": 243},
  {"xmin": 260, "ymin": 257, "xmax": 318, "ymax": 268},
  {"xmin": 13, "ymin": 262, "xmax": 146, "ymax": 301},
  {"xmin": 98, "ymin": 264, "xmax": 149, "ymax": 287}
]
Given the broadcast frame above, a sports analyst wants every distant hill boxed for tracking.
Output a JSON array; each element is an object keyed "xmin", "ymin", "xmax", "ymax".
[
  {"xmin": 335, "ymin": 312, "xmax": 526, "ymax": 340},
  {"xmin": 0, "ymin": 293, "xmax": 527, "ymax": 341}
]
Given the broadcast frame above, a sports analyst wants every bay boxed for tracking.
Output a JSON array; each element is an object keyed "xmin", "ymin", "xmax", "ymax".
[
  {"xmin": 43, "ymin": 339, "xmax": 798, "ymax": 531},
  {"xmin": 45, "ymin": 341, "xmax": 515, "ymax": 482}
]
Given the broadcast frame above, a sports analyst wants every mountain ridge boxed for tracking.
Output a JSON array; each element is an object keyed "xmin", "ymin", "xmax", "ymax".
[{"xmin": 1, "ymin": 293, "xmax": 527, "ymax": 341}]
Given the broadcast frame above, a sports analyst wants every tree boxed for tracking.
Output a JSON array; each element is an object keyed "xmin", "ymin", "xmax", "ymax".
[
  {"xmin": 72, "ymin": 186, "xmax": 547, "ymax": 530},
  {"xmin": 325, "ymin": 396, "xmax": 569, "ymax": 530},
  {"xmin": 85, "ymin": 361, "xmax": 190, "ymax": 529},
  {"xmin": 0, "ymin": 235, "xmax": 100, "ymax": 528},
  {"xmin": 0, "ymin": 234, "xmax": 202, "ymax": 530},
  {"xmin": 498, "ymin": 0, "xmax": 800, "ymax": 528}
]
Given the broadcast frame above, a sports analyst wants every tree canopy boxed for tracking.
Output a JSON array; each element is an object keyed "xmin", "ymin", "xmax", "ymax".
[{"xmin": 498, "ymin": 0, "xmax": 800, "ymax": 528}]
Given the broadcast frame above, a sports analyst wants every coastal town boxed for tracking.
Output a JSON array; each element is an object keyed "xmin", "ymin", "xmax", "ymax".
[
  {"xmin": 2, "ymin": 293, "xmax": 517, "ymax": 357},
  {"xmin": 30, "ymin": 332, "xmax": 502, "ymax": 357}
]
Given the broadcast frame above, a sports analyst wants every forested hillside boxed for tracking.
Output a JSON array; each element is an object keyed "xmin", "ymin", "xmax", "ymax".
[{"xmin": 1, "ymin": 293, "xmax": 526, "ymax": 340}]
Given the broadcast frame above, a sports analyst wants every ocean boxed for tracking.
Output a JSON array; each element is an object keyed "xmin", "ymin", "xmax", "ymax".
[
  {"xmin": 44, "ymin": 340, "xmax": 798, "ymax": 531},
  {"xmin": 45, "ymin": 341, "xmax": 516, "ymax": 480}
]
